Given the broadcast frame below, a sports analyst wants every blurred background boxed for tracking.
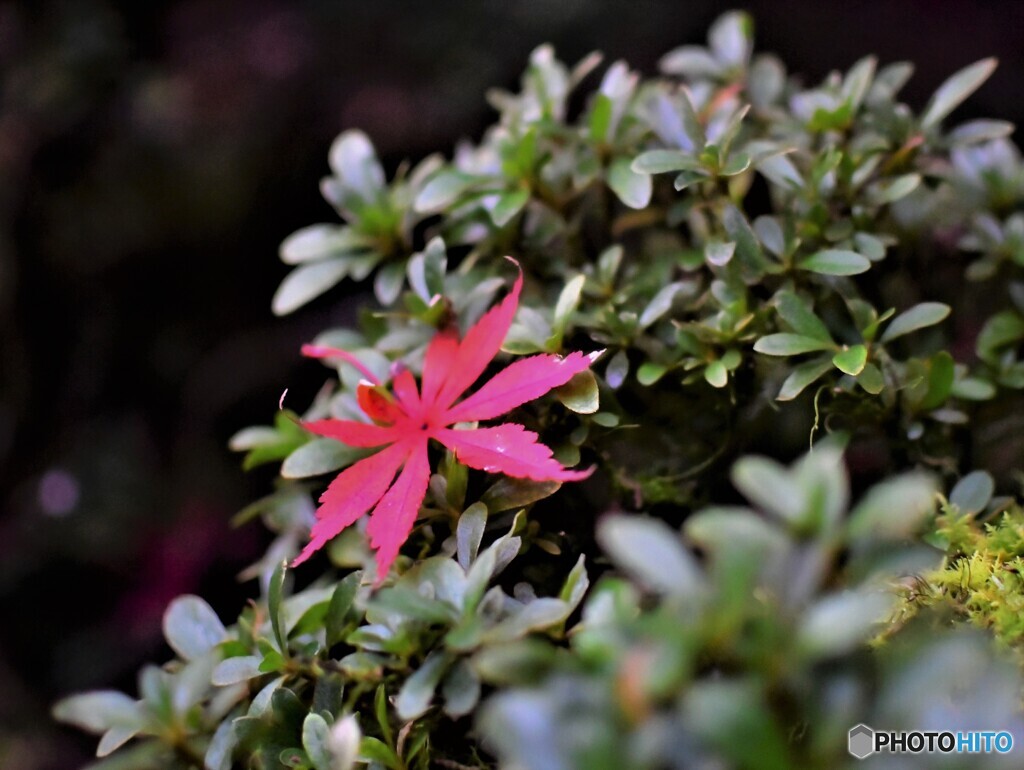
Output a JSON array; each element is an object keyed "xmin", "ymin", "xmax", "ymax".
[{"xmin": 1, "ymin": 1, "xmax": 1023, "ymax": 766}]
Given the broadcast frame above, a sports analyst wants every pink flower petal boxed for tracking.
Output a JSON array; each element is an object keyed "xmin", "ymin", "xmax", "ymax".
[
  {"xmin": 302, "ymin": 344, "xmax": 382, "ymax": 386},
  {"xmin": 292, "ymin": 441, "xmax": 410, "ymax": 567},
  {"xmin": 303, "ymin": 418, "xmax": 398, "ymax": 447},
  {"xmin": 420, "ymin": 330, "xmax": 459, "ymax": 411},
  {"xmin": 436, "ymin": 424, "xmax": 592, "ymax": 482},
  {"xmin": 366, "ymin": 438, "xmax": 431, "ymax": 583},
  {"xmin": 444, "ymin": 351, "xmax": 593, "ymax": 423},
  {"xmin": 391, "ymin": 368, "xmax": 423, "ymax": 422},
  {"xmin": 436, "ymin": 265, "xmax": 523, "ymax": 410}
]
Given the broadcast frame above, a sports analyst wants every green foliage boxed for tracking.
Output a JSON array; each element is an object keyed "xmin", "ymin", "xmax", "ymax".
[{"xmin": 56, "ymin": 10, "xmax": 1024, "ymax": 769}]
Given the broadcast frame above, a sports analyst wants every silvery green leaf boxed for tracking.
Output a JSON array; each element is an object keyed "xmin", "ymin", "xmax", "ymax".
[
  {"xmin": 52, "ymin": 691, "xmax": 145, "ymax": 734},
  {"xmin": 774, "ymin": 290, "xmax": 833, "ymax": 342},
  {"xmin": 303, "ymin": 713, "xmax": 333, "ymax": 770},
  {"xmin": 921, "ymin": 58, "xmax": 997, "ymax": 128},
  {"xmin": 272, "ymin": 259, "xmax": 350, "ymax": 316},
  {"xmin": 847, "ymin": 472, "xmax": 938, "ymax": 541},
  {"xmin": 949, "ymin": 470, "xmax": 994, "ymax": 516},
  {"xmin": 484, "ymin": 598, "xmax": 571, "ymax": 643},
  {"xmin": 708, "ymin": 10, "xmax": 753, "ymax": 68},
  {"xmin": 798, "ymin": 249, "xmax": 870, "ymax": 276},
  {"xmin": 373, "ymin": 262, "xmax": 405, "ymax": 306},
  {"xmin": 798, "ymin": 589, "xmax": 895, "ymax": 657},
  {"xmin": 777, "ymin": 357, "xmax": 834, "ymax": 401},
  {"xmin": 204, "ymin": 715, "xmax": 239, "ymax": 770},
  {"xmin": 597, "ymin": 515, "xmax": 703, "ymax": 597},
  {"xmin": 442, "ymin": 659, "xmax": 482, "ymax": 718},
  {"xmin": 607, "ymin": 157, "xmax": 652, "ymax": 209},
  {"xmin": 880, "ymin": 302, "xmax": 950, "ymax": 342},
  {"xmin": 162, "ymin": 596, "xmax": 227, "ymax": 661},
  {"xmin": 605, "ymin": 349, "xmax": 629, "ymax": 389},
  {"xmin": 639, "ymin": 282, "xmax": 690, "ymax": 327},
  {"xmin": 280, "ymin": 225, "xmax": 372, "ymax": 265},
  {"xmin": 281, "ymin": 438, "xmax": 368, "ymax": 479},
  {"xmin": 456, "ymin": 502, "xmax": 487, "ymax": 570},
  {"xmin": 328, "ymin": 130, "xmax": 386, "ymax": 200},
  {"xmin": 754, "ymin": 333, "xmax": 835, "ymax": 356},
  {"xmin": 212, "ymin": 656, "xmax": 263, "ymax": 686},
  {"xmin": 705, "ymin": 241, "xmax": 735, "ymax": 267},
  {"xmin": 97, "ymin": 725, "xmax": 140, "ymax": 758},
  {"xmin": 732, "ymin": 456, "xmax": 807, "ymax": 523},
  {"xmin": 396, "ymin": 650, "xmax": 455, "ymax": 720}
]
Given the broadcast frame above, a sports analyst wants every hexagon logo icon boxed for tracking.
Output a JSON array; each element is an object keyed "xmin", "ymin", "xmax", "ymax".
[{"xmin": 848, "ymin": 724, "xmax": 875, "ymax": 759}]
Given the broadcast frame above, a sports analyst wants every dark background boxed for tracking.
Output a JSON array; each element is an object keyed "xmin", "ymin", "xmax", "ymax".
[{"xmin": 2, "ymin": 1, "xmax": 1022, "ymax": 767}]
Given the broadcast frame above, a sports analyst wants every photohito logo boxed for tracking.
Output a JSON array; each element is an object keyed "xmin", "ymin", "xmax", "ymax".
[{"xmin": 848, "ymin": 724, "xmax": 1014, "ymax": 759}]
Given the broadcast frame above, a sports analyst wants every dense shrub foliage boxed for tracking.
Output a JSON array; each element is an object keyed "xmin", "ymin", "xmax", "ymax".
[{"xmin": 56, "ymin": 12, "xmax": 1024, "ymax": 769}]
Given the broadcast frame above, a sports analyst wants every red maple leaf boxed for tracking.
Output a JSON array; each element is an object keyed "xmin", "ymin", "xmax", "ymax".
[{"xmin": 291, "ymin": 261, "xmax": 595, "ymax": 581}]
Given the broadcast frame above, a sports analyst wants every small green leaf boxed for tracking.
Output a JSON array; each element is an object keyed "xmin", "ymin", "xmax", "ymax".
[
  {"xmin": 637, "ymin": 360, "xmax": 669, "ymax": 385},
  {"xmin": 777, "ymin": 357, "xmax": 833, "ymax": 401},
  {"xmin": 704, "ymin": 359, "xmax": 728, "ymax": 388},
  {"xmin": 754, "ymin": 334, "xmax": 836, "ymax": 356},
  {"xmin": 798, "ymin": 250, "xmax": 871, "ymax": 276},
  {"xmin": 607, "ymin": 157, "xmax": 652, "ymax": 209},
  {"xmin": 977, "ymin": 311, "xmax": 1024, "ymax": 362},
  {"xmin": 921, "ymin": 58, "xmax": 997, "ymax": 128},
  {"xmin": 480, "ymin": 477, "xmax": 561, "ymax": 512},
  {"xmin": 588, "ymin": 93, "xmax": 613, "ymax": 142},
  {"xmin": 920, "ymin": 351, "xmax": 955, "ymax": 410},
  {"xmin": 491, "ymin": 188, "xmax": 530, "ymax": 227},
  {"xmin": 880, "ymin": 302, "xmax": 950, "ymax": 342},
  {"xmin": 359, "ymin": 736, "xmax": 401, "ymax": 770},
  {"xmin": 269, "ymin": 561, "xmax": 289, "ymax": 654},
  {"xmin": 326, "ymin": 573, "xmax": 360, "ymax": 647},
  {"xmin": 631, "ymin": 149, "xmax": 702, "ymax": 174},
  {"xmin": 639, "ymin": 282, "xmax": 690, "ymax": 327},
  {"xmin": 832, "ymin": 345, "xmax": 868, "ymax": 376},
  {"xmin": 722, "ymin": 203, "xmax": 769, "ymax": 275},
  {"xmin": 719, "ymin": 152, "xmax": 751, "ymax": 176},
  {"xmin": 949, "ymin": 470, "xmax": 994, "ymax": 516},
  {"xmin": 552, "ymin": 274, "xmax": 586, "ymax": 339},
  {"xmin": 857, "ymin": 362, "xmax": 885, "ymax": 394},
  {"xmin": 705, "ymin": 241, "xmax": 735, "ymax": 267},
  {"xmin": 774, "ymin": 291, "xmax": 833, "ymax": 342},
  {"xmin": 555, "ymin": 369, "xmax": 600, "ymax": 414}
]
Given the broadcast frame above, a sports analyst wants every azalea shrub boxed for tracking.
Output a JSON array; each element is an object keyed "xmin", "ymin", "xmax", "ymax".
[{"xmin": 55, "ymin": 10, "xmax": 1024, "ymax": 770}]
